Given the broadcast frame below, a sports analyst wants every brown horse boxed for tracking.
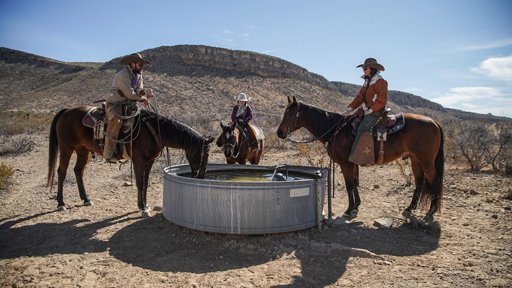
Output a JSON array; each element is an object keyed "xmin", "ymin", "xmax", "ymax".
[
  {"xmin": 277, "ymin": 96, "xmax": 444, "ymax": 221},
  {"xmin": 47, "ymin": 105, "xmax": 214, "ymax": 217},
  {"xmin": 216, "ymin": 122, "xmax": 264, "ymax": 165}
]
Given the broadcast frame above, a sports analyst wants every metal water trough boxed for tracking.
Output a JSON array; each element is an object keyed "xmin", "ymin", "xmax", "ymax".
[{"xmin": 162, "ymin": 164, "xmax": 328, "ymax": 234}]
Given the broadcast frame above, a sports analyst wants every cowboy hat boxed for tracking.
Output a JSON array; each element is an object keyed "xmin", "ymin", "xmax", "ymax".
[
  {"xmin": 120, "ymin": 53, "xmax": 151, "ymax": 66},
  {"xmin": 234, "ymin": 93, "xmax": 251, "ymax": 101},
  {"xmin": 356, "ymin": 58, "xmax": 385, "ymax": 71}
]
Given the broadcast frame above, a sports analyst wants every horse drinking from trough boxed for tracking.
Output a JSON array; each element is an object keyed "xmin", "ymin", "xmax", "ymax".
[
  {"xmin": 47, "ymin": 105, "xmax": 214, "ymax": 217},
  {"xmin": 216, "ymin": 122, "xmax": 264, "ymax": 165},
  {"xmin": 277, "ymin": 96, "xmax": 444, "ymax": 221}
]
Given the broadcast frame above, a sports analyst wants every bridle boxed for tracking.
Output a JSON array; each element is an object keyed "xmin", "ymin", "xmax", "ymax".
[
  {"xmin": 221, "ymin": 125, "xmax": 249, "ymax": 159},
  {"xmin": 284, "ymin": 102, "xmax": 345, "ymax": 144}
]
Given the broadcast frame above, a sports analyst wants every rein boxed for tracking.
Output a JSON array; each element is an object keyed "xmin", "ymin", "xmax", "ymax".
[{"xmin": 192, "ymin": 139, "xmax": 209, "ymax": 178}]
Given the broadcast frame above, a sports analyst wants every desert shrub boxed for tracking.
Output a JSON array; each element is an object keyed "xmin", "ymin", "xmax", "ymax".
[
  {"xmin": 394, "ymin": 157, "xmax": 413, "ymax": 186},
  {"xmin": 0, "ymin": 111, "xmax": 53, "ymax": 136},
  {"xmin": 0, "ymin": 162, "xmax": 15, "ymax": 189},
  {"xmin": 0, "ymin": 135, "xmax": 35, "ymax": 156},
  {"xmin": 447, "ymin": 119, "xmax": 512, "ymax": 174},
  {"xmin": 454, "ymin": 120, "xmax": 493, "ymax": 171}
]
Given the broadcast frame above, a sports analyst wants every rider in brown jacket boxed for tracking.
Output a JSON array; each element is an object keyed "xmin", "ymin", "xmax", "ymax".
[{"xmin": 342, "ymin": 58, "xmax": 388, "ymax": 160}]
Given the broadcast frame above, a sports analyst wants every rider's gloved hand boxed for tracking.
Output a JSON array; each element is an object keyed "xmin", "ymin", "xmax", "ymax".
[
  {"xmin": 364, "ymin": 108, "xmax": 373, "ymax": 116},
  {"xmin": 144, "ymin": 88, "xmax": 154, "ymax": 97},
  {"xmin": 341, "ymin": 107, "xmax": 353, "ymax": 116}
]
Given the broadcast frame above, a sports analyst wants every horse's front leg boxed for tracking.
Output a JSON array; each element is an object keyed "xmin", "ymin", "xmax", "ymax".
[
  {"xmin": 73, "ymin": 146, "xmax": 93, "ymax": 206},
  {"xmin": 133, "ymin": 158, "xmax": 154, "ymax": 217},
  {"xmin": 340, "ymin": 162, "xmax": 358, "ymax": 219}
]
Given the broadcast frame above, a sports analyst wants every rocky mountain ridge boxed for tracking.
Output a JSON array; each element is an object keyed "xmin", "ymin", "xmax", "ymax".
[{"xmin": 1, "ymin": 45, "xmax": 509, "ymax": 125}]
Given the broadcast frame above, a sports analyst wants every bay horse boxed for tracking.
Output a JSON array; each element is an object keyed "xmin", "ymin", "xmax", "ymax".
[
  {"xmin": 47, "ymin": 105, "xmax": 214, "ymax": 217},
  {"xmin": 216, "ymin": 122, "xmax": 264, "ymax": 165},
  {"xmin": 277, "ymin": 96, "xmax": 444, "ymax": 222}
]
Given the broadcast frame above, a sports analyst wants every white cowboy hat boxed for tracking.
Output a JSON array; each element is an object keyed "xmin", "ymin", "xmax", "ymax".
[{"xmin": 234, "ymin": 93, "xmax": 250, "ymax": 101}]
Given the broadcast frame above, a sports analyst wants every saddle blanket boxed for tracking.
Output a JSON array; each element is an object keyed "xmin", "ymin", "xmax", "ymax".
[
  {"xmin": 352, "ymin": 113, "xmax": 405, "ymax": 137},
  {"xmin": 252, "ymin": 125, "xmax": 265, "ymax": 140}
]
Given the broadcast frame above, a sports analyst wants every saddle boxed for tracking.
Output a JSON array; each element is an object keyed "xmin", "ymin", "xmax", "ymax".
[
  {"xmin": 349, "ymin": 108, "xmax": 405, "ymax": 166},
  {"xmin": 82, "ymin": 104, "xmax": 136, "ymax": 159}
]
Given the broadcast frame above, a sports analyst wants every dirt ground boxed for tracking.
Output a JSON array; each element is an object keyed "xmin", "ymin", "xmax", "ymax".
[{"xmin": 1, "ymin": 133, "xmax": 511, "ymax": 287}]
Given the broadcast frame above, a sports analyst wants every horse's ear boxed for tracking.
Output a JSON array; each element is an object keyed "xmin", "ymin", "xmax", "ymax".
[
  {"xmin": 230, "ymin": 123, "xmax": 236, "ymax": 130},
  {"xmin": 287, "ymin": 96, "xmax": 292, "ymax": 104},
  {"xmin": 220, "ymin": 121, "xmax": 224, "ymax": 128},
  {"xmin": 293, "ymin": 96, "xmax": 297, "ymax": 103},
  {"xmin": 206, "ymin": 136, "xmax": 215, "ymax": 144}
]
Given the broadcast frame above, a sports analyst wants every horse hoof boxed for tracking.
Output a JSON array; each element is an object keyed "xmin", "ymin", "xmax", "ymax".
[
  {"xmin": 84, "ymin": 201, "xmax": 93, "ymax": 206},
  {"xmin": 141, "ymin": 209, "xmax": 151, "ymax": 218},
  {"xmin": 351, "ymin": 210, "xmax": 359, "ymax": 218},
  {"xmin": 402, "ymin": 210, "xmax": 412, "ymax": 218},
  {"xmin": 423, "ymin": 215, "xmax": 434, "ymax": 223},
  {"xmin": 341, "ymin": 213, "xmax": 352, "ymax": 220},
  {"xmin": 58, "ymin": 206, "xmax": 66, "ymax": 211}
]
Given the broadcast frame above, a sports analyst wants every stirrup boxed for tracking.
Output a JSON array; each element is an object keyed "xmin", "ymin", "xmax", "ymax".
[{"xmin": 105, "ymin": 157, "xmax": 119, "ymax": 164}]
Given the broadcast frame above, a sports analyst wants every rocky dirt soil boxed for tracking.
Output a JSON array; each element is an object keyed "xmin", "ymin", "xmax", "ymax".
[{"xmin": 1, "ymin": 132, "xmax": 511, "ymax": 287}]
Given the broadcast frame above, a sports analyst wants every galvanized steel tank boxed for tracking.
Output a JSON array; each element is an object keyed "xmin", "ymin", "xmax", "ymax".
[{"xmin": 162, "ymin": 164, "xmax": 328, "ymax": 234}]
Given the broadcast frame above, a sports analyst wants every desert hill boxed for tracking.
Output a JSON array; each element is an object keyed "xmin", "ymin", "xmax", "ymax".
[{"xmin": 1, "ymin": 45, "xmax": 508, "ymax": 129}]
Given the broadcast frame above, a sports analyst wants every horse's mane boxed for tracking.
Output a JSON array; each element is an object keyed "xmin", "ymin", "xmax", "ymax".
[
  {"xmin": 140, "ymin": 110, "xmax": 205, "ymax": 147},
  {"xmin": 298, "ymin": 101, "xmax": 346, "ymax": 136}
]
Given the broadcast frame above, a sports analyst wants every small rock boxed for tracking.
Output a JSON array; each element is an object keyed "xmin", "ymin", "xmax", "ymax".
[
  {"xmin": 153, "ymin": 203, "xmax": 163, "ymax": 212},
  {"xmin": 491, "ymin": 215, "xmax": 498, "ymax": 219},
  {"xmin": 374, "ymin": 218, "xmax": 393, "ymax": 229},
  {"xmin": 374, "ymin": 184, "xmax": 380, "ymax": 189}
]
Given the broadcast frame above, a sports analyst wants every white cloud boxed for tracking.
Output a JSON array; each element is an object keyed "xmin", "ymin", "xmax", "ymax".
[
  {"xmin": 471, "ymin": 55, "xmax": 512, "ymax": 81},
  {"xmin": 461, "ymin": 38, "xmax": 512, "ymax": 51},
  {"xmin": 223, "ymin": 29, "xmax": 234, "ymax": 35},
  {"xmin": 432, "ymin": 86, "xmax": 500, "ymax": 107}
]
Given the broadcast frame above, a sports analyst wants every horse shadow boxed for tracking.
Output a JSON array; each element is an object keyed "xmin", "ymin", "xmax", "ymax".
[
  {"xmin": 108, "ymin": 214, "xmax": 441, "ymax": 287},
  {"xmin": 0, "ymin": 210, "xmax": 137, "ymax": 259}
]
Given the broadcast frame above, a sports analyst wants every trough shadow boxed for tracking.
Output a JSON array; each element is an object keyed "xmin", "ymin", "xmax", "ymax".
[
  {"xmin": 108, "ymin": 214, "xmax": 441, "ymax": 287},
  {"xmin": 0, "ymin": 210, "xmax": 137, "ymax": 259}
]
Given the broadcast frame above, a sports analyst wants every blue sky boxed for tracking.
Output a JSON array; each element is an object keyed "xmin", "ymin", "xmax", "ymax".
[{"xmin": 1, "ymin": 0, "xmax": 511, "ymax": 117}]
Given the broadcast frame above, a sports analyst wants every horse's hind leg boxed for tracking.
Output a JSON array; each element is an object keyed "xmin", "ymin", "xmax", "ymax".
[
  {"xmin": 74, "ymin": 146, "xmax": 93, "ymax": 206},
  {"xmin": 56, "ymin": 150, "xmax": 73, "ymax": 210},
  {"xmin": 404, "ymin": 155, "xmax": 424, "ymax": 216}
]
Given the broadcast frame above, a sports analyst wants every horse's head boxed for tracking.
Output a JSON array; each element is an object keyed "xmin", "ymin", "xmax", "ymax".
[
  {"xmin": 277, "ymin": 96, "xmax": 301, "ymax": 139},
  {"xmin": 188, "ymin": 136, "xmax": 215, "ymax": 179},
  {"xmin": 217, "ymin": 122, "xmax": 238, "ymax": 158}
]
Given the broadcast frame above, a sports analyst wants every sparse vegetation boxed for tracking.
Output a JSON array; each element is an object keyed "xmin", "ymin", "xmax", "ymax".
[{"xmin": 0, "ymin": 162, "xmax": 15, "ymax": 189}]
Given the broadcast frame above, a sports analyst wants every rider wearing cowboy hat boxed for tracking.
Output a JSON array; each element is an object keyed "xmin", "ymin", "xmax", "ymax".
[
  {"xmin": 229, "ymin": 93, "xmax": 259, "ymax": 151},
  {"xmin": 103, "ymin": 53, "xmax": 154, "ymax": 163},
  {"xmin": 341, "ymin": 58, "xmax": 388, "ymax": 160}
]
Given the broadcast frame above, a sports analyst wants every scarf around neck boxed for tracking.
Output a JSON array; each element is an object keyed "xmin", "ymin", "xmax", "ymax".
[{"xmin": 362, "ymin": 71, "xmax": 383, "ymax": 87}]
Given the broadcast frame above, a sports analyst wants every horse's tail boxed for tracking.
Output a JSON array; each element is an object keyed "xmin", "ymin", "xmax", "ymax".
[
  {"xmin": 47, "ymin": 109, "xmax": 67, "ymax": 192},
  {"xmin": 433, "ymin": 121, "xmax": 445, "ymax": 213},
  {"xmin": 419, "ymin": 121, "xmax": 445, "ymax": 213}
]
